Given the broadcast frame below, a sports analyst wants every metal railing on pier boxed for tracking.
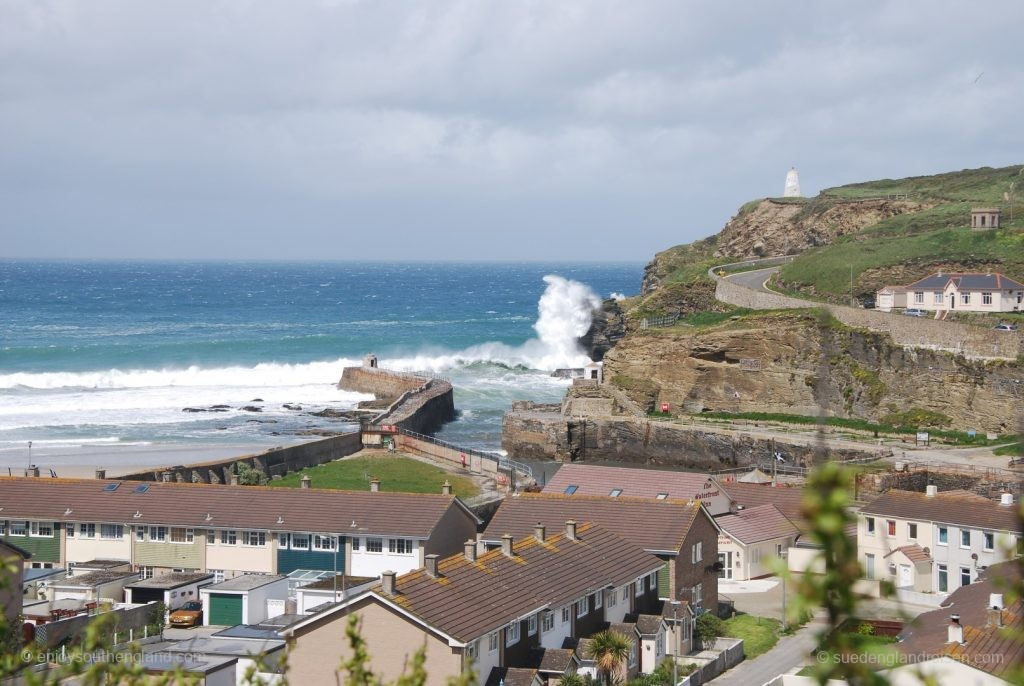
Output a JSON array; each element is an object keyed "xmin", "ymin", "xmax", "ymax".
[{"xmin": 398, "ymin": 428, "xmax": 533, "ymax": 480}]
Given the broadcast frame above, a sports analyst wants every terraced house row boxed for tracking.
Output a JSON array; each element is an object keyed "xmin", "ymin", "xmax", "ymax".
[{"xmin": 0, "ymin": 476, "xmax": 479, "ymax": 581}]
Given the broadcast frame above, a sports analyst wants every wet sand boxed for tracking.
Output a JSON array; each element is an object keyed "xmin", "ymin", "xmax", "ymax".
[{"xmin": 0, "ymin": 441, "xmax": 302, "ymax": 479}]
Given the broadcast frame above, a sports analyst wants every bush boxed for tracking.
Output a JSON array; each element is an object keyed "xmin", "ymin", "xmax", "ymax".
[
  {"xmin": 696, "ymin": 612, "xmax": 726, "ymax": 643},
  {"xmin": 857, "ymin": 622, "xmax": 875, "ymax": 636}
]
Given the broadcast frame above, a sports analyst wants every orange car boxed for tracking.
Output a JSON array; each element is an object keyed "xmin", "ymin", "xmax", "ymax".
[{"xmin": 169, "ymin": 601, "xmax": 203, "ymax": 628}]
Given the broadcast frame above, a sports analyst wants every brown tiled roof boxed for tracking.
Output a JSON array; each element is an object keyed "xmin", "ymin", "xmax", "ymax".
[
  {"xmin": 485, "ymin": 667, "xmax": 538, "ymax": 686},
  {"xmin": 883, "ymin": 544, "xmax": 932, "ymax": 564},
  {"xmin": 381, "ymin": 521, "xmax": 663, "ymax": 642},
  {"xmin": 719, "ymin": 481, "xmax": 807, "ymax": 527},
  {"xmin": 482, "ymin": 493, "xmax": 702, "ymax": 553},
  {"xmin": 635, "ymin": 614, "xmax": 664, "ymax": 636},
  {"xmin": 860, "ymin": 489, "xmax": 1021, "ymax": 533},
  {"xmin": 0, "ymin": 477, "xmax": 473, "ymax": 538},
  {"xmin": 301, "ymin": 575, "xmax": 376, "ymax": 591},
  {"xmin": 544, "ymin": 464, "xmax": 716, "ymax": 500},
  {"xmin": 715, "ymin": 504, "xmax": 800, "ymax": 545},
  {"xmin": 532, "ymin": 647, "xmax": 576, "ymax": 673},
  {"xmin": 899, "ymin": 562, "xmax": 1023, "ymax": 678}
]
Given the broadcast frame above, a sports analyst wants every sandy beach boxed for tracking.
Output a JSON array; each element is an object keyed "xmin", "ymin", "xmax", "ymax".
[{"xmin": 0, "ymin": 440, "xmax": 302, "ymax": 479}]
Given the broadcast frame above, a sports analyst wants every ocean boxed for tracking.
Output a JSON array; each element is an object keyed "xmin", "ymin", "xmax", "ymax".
[{"xmin": 0, "ymin": 261, "xmax": 642, "ymax": 465}]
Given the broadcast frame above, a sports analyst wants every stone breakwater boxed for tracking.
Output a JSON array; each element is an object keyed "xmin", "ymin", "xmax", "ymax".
[{"xmin": 338, "ymin": 366, "xmax": 455, "ymax": 435}]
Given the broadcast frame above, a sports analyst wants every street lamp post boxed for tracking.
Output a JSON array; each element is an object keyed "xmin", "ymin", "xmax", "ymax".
[
  {"xmin": 27, "ymin": 441, "xmax": 33, "ymax": 472},
  {"xmin": 781, "ymin": 549, "xmax": 788, "ymax": 632},
  {"xmin": 671, "ymin": 599, "xmax": 681, "ymax": 686}
]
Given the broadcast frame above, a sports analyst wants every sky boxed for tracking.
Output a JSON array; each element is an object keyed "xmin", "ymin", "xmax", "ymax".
[{"xmin": 2, "ymin": 1, "xmax": 1022, "ymax": 262}]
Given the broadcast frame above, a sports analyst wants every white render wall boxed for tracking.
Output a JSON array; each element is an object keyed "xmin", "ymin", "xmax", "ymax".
[
  {"xmin": 349, "ymin": 538, "xmax": 422, "ymax": 578},
  {"xmin": 243, "ymin": 578, "xmax": 290, "ymax": 625},
  {"xmin": 539, "ymin": 604, "xmax": 573, "ymax": 650}
]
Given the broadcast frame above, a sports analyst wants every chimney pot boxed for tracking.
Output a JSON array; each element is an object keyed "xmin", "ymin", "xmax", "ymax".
[
  {"xmin": 1000, "ymin": 493, "xmax": 1013, "ymax": 506},
  {"xmin": 162, "ymin": 471, "xmax": 174, "ymax": 483},
  {"xmin": 534, "ymin": 522, "xmax": 546, "ymax": 543},
  {"xmin": 987, "ymin": 607, "xmax": 1004, "ymax": 628},
  {"xmin": 370, "ymin": 478, "xmax": 381, "ymax": 493},
  {"xmin": 991, "ymin": 593, "xmax": 1005, "ymax": 610},
  {"xmin": 95, "ymin": 469, "xmax": 106, "ymax": 480},
  {"xmin": 425, "ymin": 554, "xmax": 440, "ymax": 578},
  {"xmin": 948, "ymin": 614, "xmax": 964, "ymax": 644},
  {"xmin": 464, "ymin": 539, "xmax": 477, "ymax": 562},
  {"xmin": 441, "ymin": 480, "xmax": 452, "ymax": 496},
  {"xmin": 381, "ymin": 570, "xmax": 396, "ymax": 596},
  {"xmin": 300, "ymin": 475, "xmax": 311, "ymax": 490},
  {"xmin": 501, "ymin": 533, "xmax": 514, "ymax": 557},
  {"xmin": 926, "ymin": 485, "xmax": 937, "ymax": 497},
  {"xmin": 565, "ymin": 520, "xmax": 578, "ymax": 540},
  {"xmin": 229, "ymin": 473, "xmax": 240, "ymax": 486}
]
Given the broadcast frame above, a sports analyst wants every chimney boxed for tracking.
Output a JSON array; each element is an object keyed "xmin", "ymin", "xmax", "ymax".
[
  {"xmin": 28, "ymin": 466, "xmax": 40, "ymax": 478},
  {"xmin": 229, "ymin": 473, "xmax": 240, "ymax": 486},
  {"xmin": 565, "ymin": 520, "xmax": 578, "ymax": 541},
  {"xmin": 464, "ymin": 539, "xmax": 477, "ymax": 563},
  {"xmin": 991, "ymin": 593, "xmax": 1005, "ymax": 610},
  {"xmin": 425, "ymin": 554, "xmax": 440, "ymax": 578},
  {"xmin": 95, "ymin": 469, "xmax": 106, "ymax": 480},
  {"xmin": 381, "ymin": 570, "xmax": 396, "ymax": 596},
  {"xmin": 926, "ymin": 485, "xmax": 937, "ymax": 497},
  {"xmin": 162, "ymin": 471, "xmax": 173, "ymax": 483},
  {"xmin": 948, "ymin": 614, "xmax": 963, "ymax": 644},
  {"xmin": 1000, "ymin": 493, "xmax": 1013, "ymax": 507},
  {"xmin": 534, "ymin": 522, "xmax": 546, "ymax": 543},
  {"xmin": 370, "ymin": 478, "xmax": 381, "ymax": 493},
  {"xmin": 501, "ymin": 534, "xmax": 514, "ymax": 557},
  {"xmin": 441, "ymin": 480, "xmax": 452, "ymax": 496},
  {"xmin": 300, "ymin": 475, "xmax": 311, "ymax": 490},
  {"xmin": 987, "ymin": 607, "xmax": 1004, "ymax": 628}
]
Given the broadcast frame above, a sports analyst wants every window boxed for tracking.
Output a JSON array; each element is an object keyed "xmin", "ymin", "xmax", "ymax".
[
  {"xmin": 528, "ymin": 614, "xmax": 538, "ymax": 636},
  {"xmin": 365, "ymin": 537, "xmax": 383, "ymax": 553},
  {"xmin": 564, "ymin": 485, "xmax": 578, "ymax": 495},
  {"xmin": 207, "ymin": 530, "xmax": 216, "ymax": 545},
  {"xmin": 960, "ymin": 567, "xmax": 971, "ymax": 587},
  {"xmin": 961, "ymin": 530, "xmax": 971, "ymax": 548},
  {"xmin": 278, "ymin": 533, "xmax": 289, "ymax": 548},
  {"xmin": 136, "ymin": 526, "xmax": 147, "ymax": 541},
  {"xmin": 211, "ymin": 569, "xmax": 225, "ymax": 584},
  {"xmin": 352, "ymin": 537, "xmax": 360, "ymax": 551},
  {"xmin": 607, "ymin": 588, "xmax": 617, "ymax": 608},
  {"xmin": 290, "ymin": 533, "xmax": 309, "ymax": 550},
  {"xmin": 622, "ymin": 586, "xmax": 629, "ymax": 602},
  {"xmin": 576, "ymin": 599, "xmax": 588, "ymax": 618},
  {"xmin": 594, "ymin": 591, "xmax": 603, "ymax": 609},
  {"xmin": 635, "ymin": 579, "xmax": 643, "ymax": 597},
  {"xmin": 865, "ymin": 517, "xmax": 875, "ymax": 535},
  {"xmin": 961, "ymin": 293, "xmax": 970, "ymax": 305},
  {"xmin": 938, "ymin": 564, "xmax": 948, "ymax": 592},
  {"xmin": 886, "ymin": 520, "xmax": 896, "ymax": 536},
  {"xmin": 609, "ymin": 488, "xmax": 622, "ymax": 497},
  {"xmin": 751, "ymin": 547, "xmax": 761, "ymax": 564},
  {"xmin": 80, "ymin": 523, "xmax": 96, "ymax": 538},
  {"xmin": 0, "ymin": 521, "xmax": 5, "ymax": 535},
  {"xmin": 908, "ymin": 523, "xmax": 917, "ymax": 540},
  {"xmin": 65, "ymin": 523, "xmax": 74, "ymax": 537},
  {"xmin": 542, "ymin": 611, "xmax": 554, "ymax": 633},
  {"xmin": 692, "ymin": 541, "xmax": 703, "ymax": 563},
  {"xmin": 139, "ymin": 566, "xmax": 153, "ymax": 580},
  {"xmin": 914, "ymin": 291, "xmax": 924, "ymax": 304},
  {"xmin": 938, "ymin": 527, "xmax": 948, "ymax": 545},
  {"xmin": 864, "ymin": 553, "xmax": 875, "ymax": 580},
  {"xmin": 242, "ymin": 531, "xmax": 266, "ymax": 547},
  {"xmin": 776, "ymin": 543, "xmax": 784, "ymax": 557},
  {"xmin": 628, "ymin": 641, "xmax": 637, "ymax": 668},
  {"xmin": 389, "ymin": 538, "xmax": 413, "ymax": 555},
  {"xmin": 169, "ymin": 527, "xmax": 193, "ymax": 544},
  {"xmin": 984, "ymin": 532, "xmax": 994, "ymax": 551},
  {"xmin": 692, "ymin": 583, "xmax": 702, "ymax": 607},
  {"xmin": 561, "ymin": 606, "xmax": 571, "ymax": 624},
  {"xmin": 488, "ymin": 632, "xmax": 499, "ymax": 653},
  {"xmin": 100, "ymin": 524, "xmax": 124, "ymax": 540},
  {"xmin": 219, "ymin": 529, "xmax": 235, "ymax": 545},
  {"xmin": 649, "ymin": 571, "xmax": 658, "ymax": 589},
  {"xmin": 313, "ymin": 535, "xmax": 336, "ymax": 551},
  {"xmin": 30, "ymin": 521, "xmax": 54, "ymax": 537},
  {"xmin": 506, "ymin": 621, "xmax": 520, "ymax": 646},
  {"xmin": 933, "ymin": 291, "xmax": 943, "ymax": 305},
  {"xmin": 10, "ymin": 521, "xmax": 27, "ymax": 536},
  {"xmin": 983, "ymin": 292, "xmax": 993, "ymax": 305},
  {"xmin": 656, "ymin": 493, "xmax": 668, "ymax": 500},
  {"xmin": 466, "ymin": 640, "xmax": 478, "ymax": 661}
]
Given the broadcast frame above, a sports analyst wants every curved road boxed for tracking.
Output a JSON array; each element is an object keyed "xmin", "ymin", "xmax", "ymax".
[{"xmin": 724, "ymin": 266, "xmax": 781, "ymax": 293}]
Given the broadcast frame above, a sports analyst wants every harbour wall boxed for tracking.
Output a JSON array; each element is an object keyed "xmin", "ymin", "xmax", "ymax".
[{"xmin": 339, "ymin": 366, "xmax": 455, "ymax": 434}]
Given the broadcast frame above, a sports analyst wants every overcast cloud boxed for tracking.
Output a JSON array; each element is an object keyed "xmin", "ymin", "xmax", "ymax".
[{"xmin": 2, "ymin": 1, "xmax": 1022, "ymax": 262}]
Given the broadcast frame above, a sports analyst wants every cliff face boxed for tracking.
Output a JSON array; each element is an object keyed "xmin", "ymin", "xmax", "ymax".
[
  {"xmin": 602, "ymin": 314, "xmax": 1022, "ymax": 433},
  {"xmin": 580, "ymin": 299, "xmax": 627, "ymax": 361}
]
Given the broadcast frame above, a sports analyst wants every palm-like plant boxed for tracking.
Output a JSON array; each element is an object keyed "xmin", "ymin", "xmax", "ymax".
[{"xmin": 585, "ymin": 629, "xmax": 632, "ymax": 685}]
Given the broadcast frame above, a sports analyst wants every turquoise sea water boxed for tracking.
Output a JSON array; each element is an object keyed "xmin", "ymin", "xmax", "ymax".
[{"xmin": 0, "ymin": 261, "xmax": 641, "ymax": 454}]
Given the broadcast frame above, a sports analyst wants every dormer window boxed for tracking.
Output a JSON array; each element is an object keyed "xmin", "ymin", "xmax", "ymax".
[{"xmin": 564, "ymin": 485, "xmax": 578, "ymax": 495}]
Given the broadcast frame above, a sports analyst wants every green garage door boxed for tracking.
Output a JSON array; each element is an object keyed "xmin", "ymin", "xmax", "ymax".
[{"xmin": 209, "ymin": 593, "xmax": 243, "ymax": 626}]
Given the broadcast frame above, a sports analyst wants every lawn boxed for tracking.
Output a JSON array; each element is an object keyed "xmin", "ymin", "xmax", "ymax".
[
  {"xmin": 269, "ymin": 454, "xmax": 480, "ymax": 497},
  {"xmin": 722, "ymin": 614, "xmax": 781, "ymax": 658}
]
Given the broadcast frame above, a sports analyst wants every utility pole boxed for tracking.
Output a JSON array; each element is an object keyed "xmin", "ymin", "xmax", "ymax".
[
  {"xmin": 671, "ymin": 600, "xmax": 681, "ymax": 686},
  {"xmin": 27, "ymin": 441, "xmax": 32, "ymax": 471},
  {"xmin": 850, "ymin": 264, "xmax": 855, "ymax": 306},
  {"xmin": 781, "ymin": 549, "xmax": 788, "ymax": 631}
]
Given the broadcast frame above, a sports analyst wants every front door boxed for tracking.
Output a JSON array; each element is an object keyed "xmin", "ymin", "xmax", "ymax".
[
  {"xmin": 718, "ymin": 552, "xmax": 732, "ymax": 579},
  {"xmin": 949, "ymin": 293, "xmax": 955, "ymax": 309},
  {"xmin": 898, "ymin": 564, "xmax": 913, "ymax": 588}
]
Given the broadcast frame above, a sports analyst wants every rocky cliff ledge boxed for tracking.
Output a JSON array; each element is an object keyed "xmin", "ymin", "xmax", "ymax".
[{"xmin": 602, "ymin": 312, "xmax": 1022, "ymax": 434}]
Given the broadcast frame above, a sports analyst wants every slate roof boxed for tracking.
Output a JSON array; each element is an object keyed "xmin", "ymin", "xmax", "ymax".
[
  {"xmin": 532, "ymin": 647, "xmax": 576, "ymax": 673},
  {"xmin": 899, "ymin": 562, "xmax": 1023, "ymax": 679},
  {"xmin": 543, "ymin": 464, "xmax": 717, "ymax": 500},
  {"xmin": 883, "ymin": 544, "xmax": 932, "ymax": 564},
  {"xmin": 482, "ymin": 493, "xmax": 703, "ymax": 554},
  {"xmin": 485, "ymin": 668, "xmax": 538, "ymax": 686},
  {"xmin": 378, "ymin": 521, "xmax": 663, "ymax": 643},
  {"xmin": 716, "ymin": 504, "xmax": 800, "ymax": 545},
  {"xmin": 635, "ymin": 614, "xmax": 665, "ymax": 636},
  {"xmin": 859, "ymin": 489, "xmax": 1021, "ymax": 533},
  {"xmin": 906, "ymin": 272, "xmax": 1024, "ymax": 291},
  {"xmin": 0, "ymin": 476, "xmax": 476, "ymax": 538}
]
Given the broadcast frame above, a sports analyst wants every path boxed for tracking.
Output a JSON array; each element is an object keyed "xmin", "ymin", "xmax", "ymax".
[
  {"xmin": 706, "ymin": 617, "xmax": 825, "ymax": 686},
  {"xmin": 725, "ymin": 266, "xmax": 781, "ymax": 293}
]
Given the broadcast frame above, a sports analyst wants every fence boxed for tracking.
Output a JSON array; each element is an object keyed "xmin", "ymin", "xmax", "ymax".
[
  {"xmin": 398, "ymin": 428, "xmax": 534, "ymax": 481},
  {"xmin": 641, "ymin": 314, "xmax": 681, "ymax": 329}
]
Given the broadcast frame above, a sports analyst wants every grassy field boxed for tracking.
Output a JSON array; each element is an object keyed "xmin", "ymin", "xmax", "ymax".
[
  {"xmin": 269, "ymin": 455, "xmax": 480, "ymax": 497},
  {"xmin": 722, "ymin": 615, "xmax": 781, "ymax": 658}
]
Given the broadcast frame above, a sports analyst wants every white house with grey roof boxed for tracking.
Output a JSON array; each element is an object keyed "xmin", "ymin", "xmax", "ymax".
[{"xmin": 902, "ymin": 271, "xmax": 1024, "ymax": 313}]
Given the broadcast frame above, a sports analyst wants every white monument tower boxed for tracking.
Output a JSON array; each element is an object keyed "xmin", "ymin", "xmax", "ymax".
[{"xmin": 783, "ymin": 167, "xmax": 801, "ymax": 198}]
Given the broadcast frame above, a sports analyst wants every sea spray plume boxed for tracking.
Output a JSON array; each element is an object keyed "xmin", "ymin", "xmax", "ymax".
[{"xmin": 533, "ymin": 275, "xmax": 602, "ymax": 368}]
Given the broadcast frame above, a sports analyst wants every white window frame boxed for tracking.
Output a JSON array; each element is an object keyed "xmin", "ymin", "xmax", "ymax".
[
  {"xmin": 30, "ymin": 521, "xmax": 54, "ymax": 537},
  {"xmin": 365, "ymin": 537, "xmax": 383, "ymax": 553},
  {"xmin": 865, "ymin": 517, "xmax": 875, "ymax": 535},
  {"xmin": 607, "ymin": 588, "xmax": 617, "ymax": 608},
  {"xmin": 10, "ymin": 521, "xmax": 28, "ymax": 536},
  {"xmin": 561, "ymin": 606, "xmax": 571, "ymax": 624},
  {"xmin": 206, "ymin": 530, "xmax": 216, "ymax": 545},
  {"xmin": 139, "ymin": 566, "xmax": 153, "ymax": 580},
  {"xmin": 914, "ymin": 291, "xmax": 924, "ymax": 304},
  {"xmin": 576, "ymin": 598, "xmax": 588, "ymax": 618},
  {"xmin": 886, "ymin": 520, "xmax": 896, "ymax": 537},
  {"xmin": 136, "ymin": 526, "xmax": 147, "ymax": 541},
  {"xmin": 960, "ymin": 566, "xmax": 971, "ymax": 586},
  {"xmin": 289, "ymin": 533, "xmax": 309, "ymax": 549},
  {"xmin": 622, "ymin": 586, "xmax": 629, "ymax": 602},
  {"xmin": 80, "ymin": 522, "xmax": 96, "ymax": 539},
  {"xmin": 693, "ymin": 583, "xmax": 702, "ymax": 607},
  {"xmin": 388, "ymin": 538, "xmax": 413, "ymax": 555},
  {"xmin": 169, "ymin": 527, "xmax": 193, "ymax": 544},
  {"xmin": 933, "ymin": 291, "xmax": 943, "ymax": 305},
  {"xmin": 466, "ymin": 639, "xmax": 478, "ymax": 661},
  {"xmin": 313, "ymin": 535, "xmax": 336, "ymax": 552},
  {"xmin": 937, "ymin": 564, "xmax": 948, "ymax": 592},
  {"xmin": 488, "ymin": 631, "xmax": 499, "ymax": 653},
  {"xmin": 0, "ymin": 521, "xmax": 5, "ymax": 536},
  {"xmin": 506, "ymin": 621, "xmax": 520, "ymax": 646},
  {"xmin": 961, "ymin": 292, "xmax": 970, "ymax": 305},
  {"xmin": 100, "ymin": 523, "xmax": 124, "ymax": 540},
  {"xmin": 219, "ymin": 529, "xmax": 235, "ymax": 546},
  {"xmin": 542, "ymin": 611, "xmax": 554, "ymax": 633},
  {"xmin": 351, "ymin": 537, "xmax": 360, "ymax": 551},
  {"xmin": 692, "ymin": 541, "xmax": 703, "ymax": 563},
  {"xmin": 65, "ymin": 522, "xmax": 74, "ymax": 537},
  {"xmin": 609, "ymin": 488, "xmax": 622, "ymax": 497},
  {"xmin": 211, "ymin": 569, "xmax": 225, "ymax": 584},
  {"xmin": 908, "ymin": 523, "xmax": 917, "ymax": 540},
  {"xmin": 243, "ymin": 531, "xmax": 266, "ymax": 547},
  {"xmin": 864, "ymin": 553, "xmax": 875, "ymax": 580},
  {"xmin": 938, "ymin": 527, "xmax": 948, "ymax": 546},
  {"xmin": 634, "ymin": 579, "xmax": 643, "ymax": 597},
  {"xmin": 983, "ymin": 531, "xmax": 994, "ymax": 551},
  {"xmin": 983, "ymin": 292, "xmax": 993, "ymax": 305},
  {"xmin": 649, "ymin": 571, "xmax": 658, "ymax": 588},
  {"xmin": 960, "ymin": 530, "xmax": 971, "ymax": 549},
  {"xmin": 594, "ymin": 591, "xmax": 603, "ymax": 609},
  {"xmin": 528, "ymin": 614, "xmax": 538, "ymax": 636}
]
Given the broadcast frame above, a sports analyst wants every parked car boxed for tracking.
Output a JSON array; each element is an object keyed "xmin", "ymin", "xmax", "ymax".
[
  {"xmin": 903, "ymin": 308, "xmax": 927, "ymax": 317},
  {"xmin": 858, "ymin": 296, "xmax": 876, "ymax": 309},
  {"xmin": 994, "ymin": 323, "xmax": 1020, "ymax": 331},
  {"xmin": 169, "ymin": 601, "xmax": 203, "ymax": 628}
]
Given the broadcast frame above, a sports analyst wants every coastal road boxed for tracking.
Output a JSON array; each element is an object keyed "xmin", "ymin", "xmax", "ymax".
[
  {"xmin": 724, "ymin": 266, "xmax": 781, "ymax": 293},
  {"xmin": 707, "ymin": 616, "xmax": 825, "ymax": 686}
]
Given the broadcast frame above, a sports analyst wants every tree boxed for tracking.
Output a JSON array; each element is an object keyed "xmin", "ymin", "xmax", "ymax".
[
  {"xmin": 585, "ymin": 629, "xmax": 632, "ymax": 686},
  {"xmin": 694, "ymin": 613, "xmax": 725, "ymax": 645}
]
